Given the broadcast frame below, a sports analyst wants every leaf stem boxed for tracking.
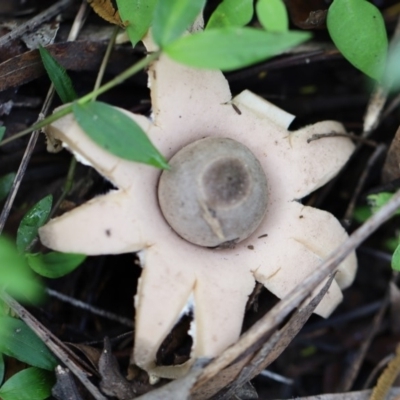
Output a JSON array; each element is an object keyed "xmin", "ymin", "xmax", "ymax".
[{"xmin": 0, "ymin": 50, "xmax": 161, "ymax": 147}]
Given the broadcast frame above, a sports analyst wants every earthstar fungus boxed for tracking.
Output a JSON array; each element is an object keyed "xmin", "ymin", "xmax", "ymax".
[{"xmin": 39, "ymin": 36, "xmax": 357, "ymax": 378}]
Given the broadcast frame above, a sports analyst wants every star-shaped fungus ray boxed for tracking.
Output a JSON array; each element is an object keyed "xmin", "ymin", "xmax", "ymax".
[
  {"xmin": 134, "ymin": 241, "xmax": 255, "ymax": 379},
  {"xmin": 39, "ymin": 39, "xmax": 357, "ymax": 379}
]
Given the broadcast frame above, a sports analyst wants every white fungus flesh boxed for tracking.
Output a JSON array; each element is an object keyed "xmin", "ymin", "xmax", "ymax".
[{"xmin": 39, "ymin": 33, "xmax": 357, "ymax": 379}]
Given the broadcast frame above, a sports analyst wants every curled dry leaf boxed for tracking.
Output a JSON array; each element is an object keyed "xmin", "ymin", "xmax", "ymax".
[{"xmin": 87, "ymin": 0, "xmax": 125, "ymax": 28}]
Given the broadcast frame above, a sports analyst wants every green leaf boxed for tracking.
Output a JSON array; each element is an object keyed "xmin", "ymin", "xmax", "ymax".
[
  {"xmin": 384, "ymin": 236, "xmax": 399, "ymax": 252},
  {"xmin": 0, "ymin": 237, "xmax": 43, "ymax": 302},
  {"xmin": 115, "ymin": 0, "xmax": 157, "ymax": 47},
  {"xmin": 327, "ymin": 0, "xmax": 388, "ymax": 80},
  {"xmin": 72, "ymin": 101, "xmax": 169, "ymax": 169},
  {"xmin": 0, "ymin": 172, "xmax": 16, "ymax": 202},
  {"xmin": 0, "ymin": 354, "xmax": 4, "ymax": 386},
  {"xmin": 16, "ymin": 195, "xmax": 53, "ymax": 254},
  {"xmin": 206, "ymin": 0, "xmax": 253, "ymax": 29},
  {"xmin": 367, "ymin": 192, "xmax": 399, "ymax": 214},
  {"xmin": 39, "ymin": 46, "xmax": 77, "ymax": 103},
  {"xmin": 153, "ymin": 0, "xmax": 206, "ymax": 47},
  {"xmin": 256, "ymin": 0, "xmax": 288, "ymax": 32},
  {"xmin": 0, "ymin": 317, "xmax": 57, "ymax": 370},
  {"xmin": 352, "ymin": 205, "xmax": 371, "ymax": 223},
  {"xmin": 165, "ymin": 27, "xmax": 311, "ymax": 71},
  {"xmin": 26, "ymin": 252, "xmax": 86, "ymax": 279},
  {"xmin": 0, "ymin": 126, "xmax": 5, "ymax": 141},
  {"xmin": 0, "ymin": 367, "xmax": 55, "ymax": 400},
  {"xmin": 392, "ymin": 243, "xmax": 400, "ymax": 271}
]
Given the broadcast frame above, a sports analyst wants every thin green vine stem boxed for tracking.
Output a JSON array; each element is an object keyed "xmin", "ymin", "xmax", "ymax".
[
  {"xmin": 77, "ymin": 50, "xmax": 161, "ymax": 104},
  {"xmin": 93, "ymin": 26, "xmax": 120, "ymax": 100},
  {"xmin": 0, "ymin": 50, "xmax": 161, "ymax": 147}
]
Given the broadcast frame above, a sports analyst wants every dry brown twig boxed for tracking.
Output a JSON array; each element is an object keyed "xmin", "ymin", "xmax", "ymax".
[{"xmin": 370, "ymin": 343, "xmax": 400, "ymax": 400}]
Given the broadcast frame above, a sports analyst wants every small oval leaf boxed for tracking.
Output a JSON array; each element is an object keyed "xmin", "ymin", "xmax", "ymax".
[
  {"xmin": 392, "ymin": 243, "xmax": 400, "ymax": 271},
  {"xmin": 0, "ymin": 354, "xmax": 4, "ymax": 386},
  {"xmin": 0, "ymin": 367, "xmax": 55, "ymax": 400},
  {"xmin": 26, "ymin": 252, "xmax": 86, "ymax": 279},
  {"xmin": 0, "ymin": 126, "xmax": 5, "ymax": 142},
  {"xmin": 327, "ymin": 0, "xmax": 388, "ymax": 80},
  {"xmin": 72, "ymin": 101, "xmax": 168, "ymax": 169},
  {"xmin": 39, "ymin": 46, "xmax": 77, "ymax": 103},
  {"xmin": 206, "ymin": 0, "xmax": 253, "ymax": 29},
  {"xmin": 153, "ymin": 0, "xmax": 206, "ymax": 47},
  {"xmin": 165, "ymin": 27, "xmax": 311, "ymax": 71},
  {"xmin": 0, "ymin": 236, "xmax": 43, "ymax": 302},
  {"xmin": 0, "ymin": 317, "xmax": 57, "ymax": 370},
  {"xmin": 115, "ymin": 0, "xmax": 158, "ymax": 47},
  {"xmin": 16, "ymin": 195, "xmax": 53, "ymax": 254},
  {"xmin": 256, "ymin": 0, "xmax": 289, "ymax": 32},
  {"xmin": 0, "ymin": 172, "xmax": 16, "ymax": 202}
]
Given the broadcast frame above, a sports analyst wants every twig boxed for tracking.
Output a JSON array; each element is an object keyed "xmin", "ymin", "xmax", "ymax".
[
  {"xmin": 0, "ymin": 291, "xmax": 107, "ymax": 400},
  {"xmin": 0, "ymin": 0, "xmax": 88, "ymax": 234},
  {"xmin": 0, "ymin": 0, "xmax": 72, "ymax": 48},
  {"xmin": 363, "ymin": 354, "xmax": 395, "ymax": 390},
  {"xmin": 362, "ymin": 15, "xmax": 400, "ymax": 137},
  {"xmin": 50, "ymin": 157, "xmax": 77, "ymax": 219},
  {"xmin": 343, "ymin": 144, "xmax": 387, "ymax": 223},
  {"xmin": 370, "ymin": 343, "xmax": 400, "ymax": 400},
  {"xmin": 363, "ymin": 85, "xmax": 388, "ymax": 137},
  {"xmin": 193, "ymin": 189, "xmax": 400, "ymax": 392},
  {"xmin": 307, "ymin": 132, "xmax": 378, "ymax": 147},
  {"xmin": 0, "ymin": 119, "xmax": 43, "ymax": 234},
  {"xmin": 258, "ymin": 370, "xmax": 294, "ymax": 385},
  {"xmin": 93, "ymin": 25, "xmax": 120, "ymax": 99},
  {"xmin": 339, "ymin": 290, "xmax": 390, "ymax": 392},
  {"xmin": 46, "ymin": 288, "xmax": 134, "ymax": 328}
]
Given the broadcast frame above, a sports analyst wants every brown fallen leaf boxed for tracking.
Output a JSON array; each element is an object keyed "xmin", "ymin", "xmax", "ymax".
[
  {"xmin": 67, "ymin": 342, "xmax": 102, "ymax": 373},
  {"xmin": 52, "ymin": 366, "xmax": 84, "ymax": 400},
  {"xmin": 99, "ymin": 337, "xmax": 137, "ymax": 400},
  {"xmin": 87, "ymin": 0, "xmax": 126, "ymax": 28}
]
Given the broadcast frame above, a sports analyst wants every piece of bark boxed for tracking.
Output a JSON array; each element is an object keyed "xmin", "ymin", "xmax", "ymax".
[{"xmin": 0, "ymin": 41, "xmax": 142, "ymax": 92}]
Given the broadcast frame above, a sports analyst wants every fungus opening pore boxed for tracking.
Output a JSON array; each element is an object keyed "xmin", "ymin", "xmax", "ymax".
[
  {"xmin": 202, "ymin": 158, "xmax": 251, "ymax": 208},
  {"xmin": 158, "ymin": 137, "xmax": 268, "ymax": 248}
]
